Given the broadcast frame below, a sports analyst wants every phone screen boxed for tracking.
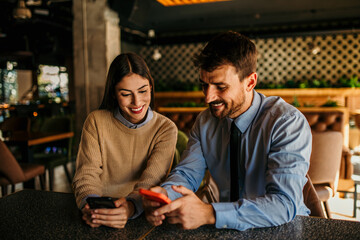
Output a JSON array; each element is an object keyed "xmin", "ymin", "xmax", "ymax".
[{"xmin": 86, "ymin": 197, "xmax": 116, "ymax": 209}]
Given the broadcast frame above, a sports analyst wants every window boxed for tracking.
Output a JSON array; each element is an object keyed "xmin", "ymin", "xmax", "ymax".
[
  {"xmin": 38, "ymin": 65, "xmax": 69, "ymax": 103},
  {"xmin": 0, "ymin": 61, "xmax": 18, "ymax": 104}
]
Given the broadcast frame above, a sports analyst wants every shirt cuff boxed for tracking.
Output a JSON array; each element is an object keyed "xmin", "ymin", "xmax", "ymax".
[
  {"xmin": 126, "ymin": 193, "xmax": 143, "ymax": 219},
  {"xmin": 211, "ymin": 202, "xmax": 250, "ymax": 230},
  {"xmin": 80, "ymin": 194, "xmax": 100, "ymax": 209}
]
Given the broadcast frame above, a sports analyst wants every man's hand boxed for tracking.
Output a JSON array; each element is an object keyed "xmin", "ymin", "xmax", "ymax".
[
  {"xmin": 82, "ymin": 197, "xmax": 135, "ymax": 229},
  {"xmin": 147, "ymin": 185, "xmax": 216, "ymax": 229},
  {"xmin": 143, "ymin": 186, "xmax": 168, "ymax": 226}
]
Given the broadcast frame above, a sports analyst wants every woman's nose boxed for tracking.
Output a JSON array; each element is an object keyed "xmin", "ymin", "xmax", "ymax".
[{"xmin": 132, "ymin": 94, "xmax": 140, "ymax": 106}]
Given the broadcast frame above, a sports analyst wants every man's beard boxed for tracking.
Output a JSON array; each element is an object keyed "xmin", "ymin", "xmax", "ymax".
[
  {"xmin": 209, "ymin": 97, "xmax": 245, "ymax": 119},
  {"xmin": 209, "ymin": 101, "xmax": 228, "ymax": 119}
]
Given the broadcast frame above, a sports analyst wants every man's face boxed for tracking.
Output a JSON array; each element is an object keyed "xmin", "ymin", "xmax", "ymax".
[{"xmin": 200, "ymin": 65, "xmax": 255, "ymax": 119}]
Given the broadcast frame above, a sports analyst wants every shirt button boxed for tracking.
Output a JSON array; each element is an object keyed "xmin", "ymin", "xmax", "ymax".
[{"xmin": 222, "ymin": 225, "xmax": 227, "ymax": 228}]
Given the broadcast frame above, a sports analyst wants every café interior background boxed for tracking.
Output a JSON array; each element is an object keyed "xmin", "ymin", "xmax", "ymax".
[
  {"xmin": 140, "ymin": 34, "xmax": 360, "ymax": 86},
  {"xmin": 0, "ymin": 0, "xmax": 360, "ymax": 132}
]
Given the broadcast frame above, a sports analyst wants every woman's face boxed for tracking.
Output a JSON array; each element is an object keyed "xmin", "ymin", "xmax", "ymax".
[{"xmin": 114, "ymin": 73, "xmax": 152, "ymax": 124}]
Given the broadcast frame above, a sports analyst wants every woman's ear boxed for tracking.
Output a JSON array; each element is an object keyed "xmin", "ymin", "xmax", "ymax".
[{"xmin": 246, "ymin": 72, "xmax": 257, "ymax": 92}]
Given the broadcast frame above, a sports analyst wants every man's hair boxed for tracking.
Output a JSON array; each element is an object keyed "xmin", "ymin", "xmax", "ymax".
[
  {"xmin": 193, "ymin": 31, "xmax": 257, "ymax": 81},
  {"xmin": 99, "ymin": 52, "xmax": 155, "ymax": 111}
]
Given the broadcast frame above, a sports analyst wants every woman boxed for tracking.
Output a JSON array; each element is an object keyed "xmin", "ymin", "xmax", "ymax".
[{"xmin": 73, "ymin": 53, "xmax": 177, "ymax": 229}]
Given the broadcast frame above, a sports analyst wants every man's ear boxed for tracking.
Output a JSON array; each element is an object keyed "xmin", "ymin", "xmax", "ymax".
[{"xmin": 246, "ymin": 72, "xmax": 257, "ymax": 92}]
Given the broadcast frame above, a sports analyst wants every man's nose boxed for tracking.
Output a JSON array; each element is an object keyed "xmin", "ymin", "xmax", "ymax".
[{"xmin": 204, "ymin": 86, "xmax": 217, "ymax": 104}]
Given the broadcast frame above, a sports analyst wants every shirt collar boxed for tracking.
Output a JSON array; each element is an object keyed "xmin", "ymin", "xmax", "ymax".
[
  {"xmin": 114, "ymin": 107, "xmax": 153, "ymax": 129},
  {"xmin": 227, "ymin": 90, "xmax": 261, "ymax": 134}
]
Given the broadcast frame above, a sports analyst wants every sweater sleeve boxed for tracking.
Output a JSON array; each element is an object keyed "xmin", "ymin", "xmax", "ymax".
[
  {"xmin": 129, "ymin": 118, "xmax": 178, "ymax": 218},
  {"xmin": 72, "ymin": 113, "xmax": 104, "ymax": 208}
]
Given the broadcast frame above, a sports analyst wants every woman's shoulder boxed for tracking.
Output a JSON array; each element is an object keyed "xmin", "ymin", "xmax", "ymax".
[
  {"xmin": 152, "ymin": 111, "xmax": 177, "ymax": 129},
  {"xmin": 149, "ymin": 112, "xmax": 178, "ymax": 141},
  {"xmin": 88, "ymin": 109, "xmax": 111, "ymax": 117},
  {"xmin": 84, "ymin": 109, "xmax": 113, "ymax": 125}
]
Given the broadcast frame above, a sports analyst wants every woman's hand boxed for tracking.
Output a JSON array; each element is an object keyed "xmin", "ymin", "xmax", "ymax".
[
  {"xmin": 82, "ymin": 197, "xmax": 135, "ymax": 229},
  {"xmin": 82, "ymin": 204, "xmax": 101, "ymax": 228}
]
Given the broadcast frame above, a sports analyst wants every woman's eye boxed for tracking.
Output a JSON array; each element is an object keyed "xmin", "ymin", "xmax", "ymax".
[
  {"xmin": 121, "ymin": 93, "xmax": 131, "ymax": 97},
  {"xmin": 139, "ymin": 90, "xmax": 147, "ymax": 94}
]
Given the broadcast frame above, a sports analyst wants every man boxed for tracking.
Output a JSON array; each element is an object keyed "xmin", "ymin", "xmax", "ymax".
[{"xmin": 143, "ymin": 31, "xmax": 312, "ymax": 231}]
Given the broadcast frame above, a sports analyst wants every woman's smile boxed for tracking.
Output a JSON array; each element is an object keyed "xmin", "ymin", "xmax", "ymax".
[{"xmin": 130, "ymin": 105, "xmax": 144, "ymax": 114}]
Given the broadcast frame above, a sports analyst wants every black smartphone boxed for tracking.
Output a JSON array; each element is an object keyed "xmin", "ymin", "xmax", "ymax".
[{"xmin": 86, "ymin": 197, "xmax": 116, "ymax": 209}]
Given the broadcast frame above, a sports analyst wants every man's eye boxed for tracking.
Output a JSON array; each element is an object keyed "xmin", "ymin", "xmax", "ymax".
[
  {"xmin": 217, "ymin": 86, "xmax": 226, "ymax": 90},
  {"xmin": 201, "ymin": 84, "xmax": 208, "ymax": 89}
]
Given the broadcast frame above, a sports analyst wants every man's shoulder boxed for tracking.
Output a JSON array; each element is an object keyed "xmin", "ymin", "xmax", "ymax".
[
  {"xmin": 260, "ymin": 95, "xmax": 302, "ymax": 119},
  {"xmin": 192, "ymin": 108, "xmax": 227, "ymax": 136},
  {"xmin": 196, "ymin": 108, "xmax": 212, "ymax": 121},
  {"xmin": 193, "ymin": 108, "xmax": 218, "ymax": 127}
]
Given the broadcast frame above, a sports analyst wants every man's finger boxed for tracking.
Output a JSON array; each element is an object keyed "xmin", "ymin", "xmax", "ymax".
[
  {"xmin": 154, "ymin": 199, "xmax": 183, "ymax": 216},
  {"xmin": 143, "ymin": 198, "xmax": 161, "ymax": 208},
  {"xmin": 145, "ymin": 214, "xmax": 164, "ymax": 226},
  {"xmin": 171, "ymin": 185, "xmax": 193, "ymax": 196},
  {"xmin": 147, "ymin": 213, "xmax": 165, "ymax": 222},
  {"xmin": 165, "ymin": 211, "xmax": 178, "ymax": 217},
  {"xmin": 149, "ymin": 186, "xmax": 167, "ymax": 195},
  {"xmin": 167, "ymin": 216, "xmax": 182, "ymax": 225}
]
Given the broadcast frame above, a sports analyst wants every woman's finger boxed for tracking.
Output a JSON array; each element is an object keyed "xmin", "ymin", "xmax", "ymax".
[
  {"xmin": 94, "ymin": 207, "xmax": 126, "ymax": 215},
  {"xmin": 93, "ymin": 218, "xmax": 127, "ymax": 227},
  {"xmin": 91, "ymin": 213, "xmax": 127, "ymax": 221},
  {"xmin": 114, "ymin": 197, "xmax": 127, "ymax": 208}
]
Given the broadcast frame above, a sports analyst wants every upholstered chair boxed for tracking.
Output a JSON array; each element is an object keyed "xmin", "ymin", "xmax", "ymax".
[
  {"xmin": 0, "ymin": 140, "xmax": 45, "ymax": 196},
  {"xmin": 308, "ymin": 131, "xmax": 343, "ymax": 218},
  {"xmin": 303, "ymin": 174, "xmax": 326, "ymax": 218}
]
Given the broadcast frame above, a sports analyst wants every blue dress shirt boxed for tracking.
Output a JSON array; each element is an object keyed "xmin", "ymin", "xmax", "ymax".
[{"xmin": 162, "ymin": 90, "xmax": 312, "ymax": 231}]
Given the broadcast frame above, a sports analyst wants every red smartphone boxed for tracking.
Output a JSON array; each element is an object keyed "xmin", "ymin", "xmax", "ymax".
[{"xmin": 139, "ymin": 188, "xmax": 172, "ymax": 205}]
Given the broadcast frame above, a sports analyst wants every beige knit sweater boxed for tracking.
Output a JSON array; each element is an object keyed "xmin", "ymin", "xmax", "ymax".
[{"xmin": 73, "ymin": 110, "xmax": 177, "ymax": 211}]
